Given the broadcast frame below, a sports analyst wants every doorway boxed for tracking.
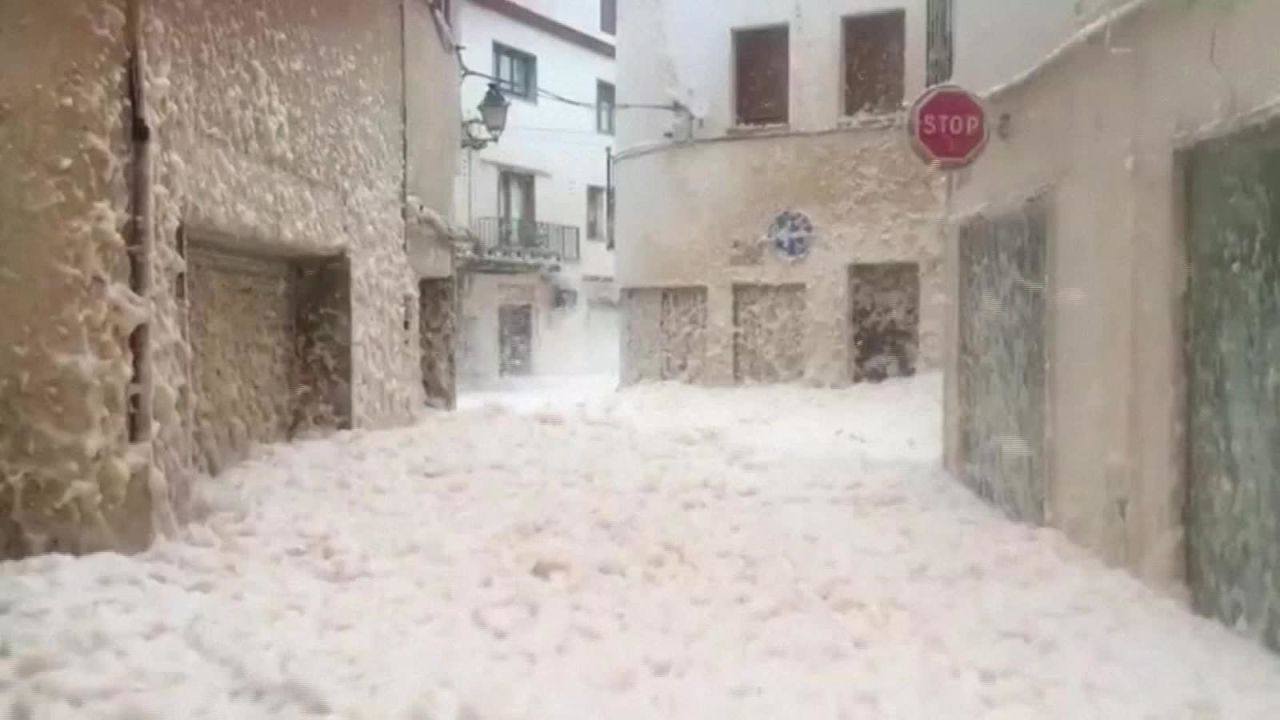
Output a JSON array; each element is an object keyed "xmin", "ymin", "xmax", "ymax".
[
  {"xmin": 956, "ymin": 197, "xmax": 1048, "ymax": 524},
  {"xmin": 733, "ymin": 283, "xmax": 806, "ymax": 383},
  {"xmin": 420, "ymin": 277, "xmax": 456, "ymax": 409},
  {"xmin": 499, "ymin": 170, "xmax": 536, "ymax": 247},
  {"xmin": 187, "ymin": 243, "xmax": 351, "ymax": 474},
  {"xmin": 850, "ymin": 262, "xmax": 920, "ymax": 382},
  {"xmin": 499, "ymin": 303, "xmax": 534, "ymax": 376},
  {"xmin": 1185, "ymin": 121, "xmax": 1280, "ymax": 651}
]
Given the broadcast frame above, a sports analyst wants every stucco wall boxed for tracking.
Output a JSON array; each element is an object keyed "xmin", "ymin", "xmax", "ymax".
[
  {"xmin": 406, "ymin": 0, "xmax": 462, "ymax": 280},
  {"xmin": 147, "ymin": 0, "xmax": 423, "ymax": 451},
  {"xmin": 1, "ymin": 0, "xmax": 459, "ymax": 556},
  {"xmin": 0, "ymin": 1, "xmax": 151, "ymax": 556},
  {"xmin": 617, "ymin": 128, "xmax": 942, "ymax": 386},
  {"xmin": 950, "ymin": 0, "xmax": 1134, "ymax": 93},
  {"xmin": 943, "ymin": 0, "xmax": 1280, "ymax": 593}
]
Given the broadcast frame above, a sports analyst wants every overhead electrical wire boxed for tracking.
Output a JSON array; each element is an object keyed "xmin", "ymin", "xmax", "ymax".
[{"xmin": 456, "ymin": 49, "xmax": 688, "ymax": 116}]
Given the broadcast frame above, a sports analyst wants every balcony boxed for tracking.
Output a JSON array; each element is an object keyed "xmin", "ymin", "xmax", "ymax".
[{"xmin": 459, "ymin": 217, "xmax": 581, "ymax": 273}]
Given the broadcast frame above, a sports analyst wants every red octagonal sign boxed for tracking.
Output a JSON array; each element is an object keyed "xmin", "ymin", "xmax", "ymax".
[{"xmin": 908, "ymin": 85, "xmax": 989, "ymax": 170}]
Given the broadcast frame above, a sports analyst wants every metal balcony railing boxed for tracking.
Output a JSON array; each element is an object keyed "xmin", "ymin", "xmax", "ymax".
[{"xmin": 471, "ymin": 217, "xmax": 581, "ymax": 264}]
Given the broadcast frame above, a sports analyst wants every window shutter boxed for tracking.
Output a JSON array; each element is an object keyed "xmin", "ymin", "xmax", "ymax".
[
  {"xmin": 735, "ymin": 27, "xmax": 790, "ymax": 126},
  {"xmin": 843, "ymin": 11, "xmax": 905, "ymax": 116},
  {"xmin": 927, "ymin": 0, "xmax": 955, "ymax": 86}
]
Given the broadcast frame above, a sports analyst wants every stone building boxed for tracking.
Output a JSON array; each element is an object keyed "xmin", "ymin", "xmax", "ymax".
[
  {"xmin": 453, "ymin": 0, "xmax": 619, "ymax": 383},
  {"xmin": 941, "ymin": 0, "xmax": 1280, "ymax": 649},
  {"xmin": 0, "ymin": 0, "xmax": 460, "ymax": 557},
  {"xmin": 615, "ymin": 0, "xmax": 948, "ymax": 386}
]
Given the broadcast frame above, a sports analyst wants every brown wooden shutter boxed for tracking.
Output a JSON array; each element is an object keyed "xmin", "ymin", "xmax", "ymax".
[
  {"xmin": 735, "ymin": 26, "xmax": 789, "ymax": 126},
  {"xmin": 844, "ymin": 11, "xmax": 905, "ymax": 116}
]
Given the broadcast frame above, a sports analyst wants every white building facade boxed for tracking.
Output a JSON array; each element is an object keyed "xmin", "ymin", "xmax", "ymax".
[
  {"xmin": 454, "ymin": 0, "xmax": 619, "ymax": 383},
  {"xmin": 615, "ymin": 0, "xmax": 945, "ymax": 387}
]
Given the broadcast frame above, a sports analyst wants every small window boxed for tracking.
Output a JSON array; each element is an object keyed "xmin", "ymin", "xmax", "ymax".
[
  {"xmin": 606, "ymin": 187, "xmax": 615, "ymax": 249},
  {"xmin": 601, "ymin": 0, "xmax": 617, "ymax": 35},
  {"xmin": 494, "ymin": 43, "xmax": 537, "ymax": 101},
  {"xmin": 734, "ymin": 26, "xmax": 790, "ymax": 126},
  {"xmin": 843, "ymin": 10, "xmax": 905, "ymax": 116},
  {"xmin": 587, "ymin": 186, "xmax": 607, "ymax": 240},
  {"xmin": 926, "ymin": 0, "xmax": 954, "ymax": 86},
  {"xmin": 596, "ymin": 81, "xmax": 616, "ymax": 135},
  {"xmin": 604, "ymin": 185, "xmax": 614, "ymax": 248}
]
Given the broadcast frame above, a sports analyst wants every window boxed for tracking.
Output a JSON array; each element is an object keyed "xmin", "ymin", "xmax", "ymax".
[
  {"xmin": 926, "ymin": 0, "xmax": 954, "ymax": 86},
  {"xmin": 596, "ymin": 81, "xmax": 616, "ymax": 135},
  {"xmin": 606, "ymin": 187, "xmax": 615, "ymax": 249},
  {"xmin": 734, "ymin": 26, "xmax": 790, "ymax": 126},
  {"xmin": 494, "ymin": 43, "xmax": 537, "ymax": 101},
  {"xmin": 587, "ymin": 186, "xmax": 607, "ymax": 240},
  {"xmin": 601, "ymin": 0, "xmax": 616, "ymax": 35},
  {"xmin": 499, "ymin": 170, "xmax": 536, "ymax": 244},
  {"xmin": 843, "ymin": 10, "xmax": 905, "ymax": 116}
]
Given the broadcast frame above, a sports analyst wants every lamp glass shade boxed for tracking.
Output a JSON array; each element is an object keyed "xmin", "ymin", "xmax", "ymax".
[{"xmin": 479, "ymin": 83, "xmax": 509, "ymax": 138}]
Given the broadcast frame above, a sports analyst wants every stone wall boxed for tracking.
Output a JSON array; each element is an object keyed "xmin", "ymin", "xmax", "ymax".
[{"xmin": 0, "ymin": 1, "xmax": 151, "ymax": 557}]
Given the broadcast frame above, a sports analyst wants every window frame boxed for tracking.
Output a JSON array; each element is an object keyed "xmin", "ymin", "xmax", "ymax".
[
  {"xmin": 499, "ymin": 170, "xmax": 537, "ymax": 224},
  {"xmin": 587, "ymin": 185, "xmax": 607, "ymax": 241},
  {"xmin": 601, "ymin": 0, "xmax": 617, "ymax": 35},
  {"xmin": 493, "ymin": 42, "xmax": 538, "ymax": 103},
  {"xmin": 596, "ymin": 81, "xmax": 616, "ymax": 135},
  {"xmin": 840, "ymin": 9, "xmax": 906, "ymax": 118},
  {"xmin": 732, "ymin": 24, "xmax": 791, "ymax": 128},
  {"xmin": 926, "ymin": 0, "xmax": 955, "ymax": 87}
]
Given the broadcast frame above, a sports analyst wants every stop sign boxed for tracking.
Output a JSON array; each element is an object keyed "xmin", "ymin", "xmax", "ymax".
[{"xmin": 908, "ymin": 85, "xmax": 989, "ymax": 170}]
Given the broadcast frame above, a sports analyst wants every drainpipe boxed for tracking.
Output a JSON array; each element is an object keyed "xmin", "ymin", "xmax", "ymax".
[
  {"xmin": 125, "ymin": 0, "xmax": 154, "ymax": 447},
  {"xmin": 125, "ymin": 0, "xmax": 172, "ymax": 538},
  {"xmin": 605, "ymin": 146, "xmax": 614, "ymax": 251},
  {"xmin": 400, "ymin": 0, "xmax": 411, "ymax": 252},
  {"xmin": 467, "ymin": 148, "xmax": 474, "ymax": 228}
]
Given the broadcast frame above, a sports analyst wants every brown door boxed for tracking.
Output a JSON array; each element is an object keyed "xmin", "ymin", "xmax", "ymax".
[
  {"xmin": 419, "ymin": 278, "xmax": 456, "ymax": 409},
  {"xmin": 850, "ymin": 262, "xmax": 920, "ymax": 382}
]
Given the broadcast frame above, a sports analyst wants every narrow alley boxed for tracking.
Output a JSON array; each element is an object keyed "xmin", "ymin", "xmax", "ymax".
[{"xmin": 4, "ymin": 376, "xmax": 1279, "ymax": 719}]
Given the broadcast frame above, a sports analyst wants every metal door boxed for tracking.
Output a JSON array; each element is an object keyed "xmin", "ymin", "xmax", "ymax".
[
  {"xmin": 1185, "ymin": 123, "xmax": 1280, "ymax": 650},
  {"xmin": 957, "ymin": 197, "xmax": 1048, "ymax": 523}
]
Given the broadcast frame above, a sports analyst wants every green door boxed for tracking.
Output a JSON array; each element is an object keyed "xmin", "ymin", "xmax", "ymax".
[
  {"xmin": 1186, "ymin": 123, "xmax": 1280, "ymax": 651},
  {"xmin": 957, "ymin": 197, "xmax": 1049, "ymax": 524}
]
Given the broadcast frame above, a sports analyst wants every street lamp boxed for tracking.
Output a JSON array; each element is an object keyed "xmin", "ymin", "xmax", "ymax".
[{"xmin": 462, "ymin": 83, "xmax": 509, "ymax": 150}]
